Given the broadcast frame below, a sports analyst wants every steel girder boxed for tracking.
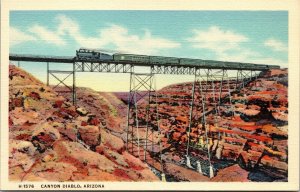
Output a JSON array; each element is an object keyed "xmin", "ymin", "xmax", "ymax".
[
  {"xmin": 75, "ymin": 62, "xmax": 133, "ymax": 73},
  {"xmin": 151, "ymin": 65, "xmax": 197, "ymax": 75}
]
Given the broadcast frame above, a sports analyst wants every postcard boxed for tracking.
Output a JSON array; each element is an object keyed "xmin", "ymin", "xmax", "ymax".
[{"xmin": 1, "ymin": 0, "xmax": 299, "ymax": 191}]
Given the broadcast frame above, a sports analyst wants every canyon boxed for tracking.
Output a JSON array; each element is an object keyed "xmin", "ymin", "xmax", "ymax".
[{"xmin": 9, "ymin": 65, "xmax": 288, "ymax": 182}]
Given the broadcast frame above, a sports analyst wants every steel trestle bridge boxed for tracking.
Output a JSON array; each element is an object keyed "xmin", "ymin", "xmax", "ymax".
[{"xmin": 9, "ymin": 53, "xmax": 279, "ymax": 181}]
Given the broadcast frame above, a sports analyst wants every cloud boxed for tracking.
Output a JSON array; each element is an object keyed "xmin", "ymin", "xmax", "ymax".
[
  {"xmin": 56, "ymin": 14, "xmax": 91, "ymax": 45},
  {"xmin": 10, "ymin": 26, "xmax": 37, "ymax": 46},
  {"xmin": 97, "ymin": 25, "xmax": 180, "ymax": 54},
  {"xmin": 187, "ymin": 26, "xmax": 255, "ymax": 62},
  {"xmin": 187, "ymin": 26, "xmax": 249, "ymax": 54},
  {"xmin": 55, "ymin": 14, "xmax": 180, "ymax": 54},
  {"xmin": 28, "ymin": 24, "xmax": 66, "ymax": 46},
  {"xmin": 11, "ymin": 14, "xmax": 180, "ymax": 54},
  {"xmin": 217, "ymin": 48, "xmax": 260, "ymax": 62},
  {"xmin": 264, "ymin": 38, "xmax": 288, "ymax": 52},
  {"xmin": 187, "ymin": 26, "xmax": 287, "ymax": 67},
  {"xmin": 10, "ymin": 17, "xmax": 287, "ymax": 67}
]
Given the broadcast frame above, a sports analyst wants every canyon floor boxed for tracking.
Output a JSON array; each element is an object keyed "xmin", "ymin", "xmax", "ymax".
[{"xmin": 9, "ymin": 65, "xmax": 288, "ymax": 182}]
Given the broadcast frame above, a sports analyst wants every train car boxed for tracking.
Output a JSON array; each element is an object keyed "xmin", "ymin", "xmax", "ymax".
[
  {"xmin": 247, "ymin": 63, "xmax": 258, "ymax": 70},
  {"xmin": 254, "ymin": 64, "xmax": 268, "ymax": 70},
  {"xmin": 113, "ymin": 53, "xmax": 150, "ymax": 63},
  {"xmin": 268, "ymin": 64, "xmax": 280, "ymax": 69},
  {"xmin": 179, "ymin": 58, "xmax": 204, "ymax": 66},
  {"xmin": 230, "ymin": 62, "xmax": 271, "ymax": 70},
  {"xmin": 223, "ymin": 61, "xmax": 240, "ymax": 69},
  {"xmin": 202, "ymin": 60, "xmax": 227, "ymax": 68},
  {"xmin": 150, "ymin": 56, "xmax": 179, "ymax": 65},
  {"xmin": 76, "ymin": 48, "xmax": 113, "ymax": 60},
  {"xmin": 254, "ymin": 64, "xmax": 270, "ymax": 70},
  {"xmin": 235, "ymin": 63, "xmax": 280, "ymax": 70},
  {"xmin": 237, "ymin": 62, "xmax": 251, "ymax": 69}
]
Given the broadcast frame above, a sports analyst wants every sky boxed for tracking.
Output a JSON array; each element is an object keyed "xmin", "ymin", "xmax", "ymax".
[{"xmin": 10, "ymin": 11, "xmax": 288, "ymax": 92}]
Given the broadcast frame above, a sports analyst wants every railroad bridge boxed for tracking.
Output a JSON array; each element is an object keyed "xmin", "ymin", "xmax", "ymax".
[{"xmin": 9, "ymin": 53, "xmax": 279, "ymax": 180}]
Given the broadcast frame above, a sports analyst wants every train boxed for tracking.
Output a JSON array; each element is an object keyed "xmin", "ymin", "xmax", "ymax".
[{"xmin": 76, "ymin": 48, "xmax": 280, "ymax": 69}]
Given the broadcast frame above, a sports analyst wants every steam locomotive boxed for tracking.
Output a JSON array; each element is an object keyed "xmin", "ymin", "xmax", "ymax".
[{"xmin": 76, "ymin": 48, "xmax": 113, "ymax": 60}]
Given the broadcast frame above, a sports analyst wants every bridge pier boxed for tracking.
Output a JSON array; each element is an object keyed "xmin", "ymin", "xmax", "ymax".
[
  {"xmin": 209, "ymin": 164, "xmax": 214, "ymax": 178},
  {"xmin": 186, "ymin": 155, "xmax": 193, "ymax": 168},
  {"xmin": 184, "ymin": 69, "xmax": 216, "ymax": 176},
  {"xmin": 186, "ymin": 69, "xmax": 196, "ymax": 157},
  {"xmin": 236, "ymin": 69, "xmax": 256, "ymax": 91},
  {"xmin": 47, "ymin": 62, "xmax": 76, "ymax": 105},
  {"xmin": 47, "ymin": 62, "xmax": 49, "ymax": 86},
  {"xmin": 196, "ymin": 160, "xmax": 203, "ymax": 174},
  {"xmin": 125, "ymin": 69, "xmax": 165, "ymax": 179},
  {"xmin": 161, "ymin": 173, "xmax": 166, "ymax": 182},
  {"xmin": 73, "ymin": 62, "xmax": 76, "ymax": 104},
  {"xmin": 185, "ymin": 68, "xmax": 237, "ymax": 177},
  {"xmin": 126, "ymin": 72, "xmax": 154, "ymax": 158}
]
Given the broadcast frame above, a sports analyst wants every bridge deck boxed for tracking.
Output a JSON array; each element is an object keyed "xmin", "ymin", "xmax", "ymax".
[{"xmin": 9, "ymin": 53, "xmax": 278, "ymax": 71}]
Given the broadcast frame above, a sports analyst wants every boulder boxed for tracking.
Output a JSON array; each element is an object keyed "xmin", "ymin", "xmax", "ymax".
[
  {"xmin": 9, "ymin": 140, "xmax": 37, "ymax": 171},
  {"xmin": 76, "ymin": 107, "xmax": 88, "ymax": 116},
  {"xmin": 260, "ymin": 155, "xmax": 288, "ymax": 171},
  {"xmin": 100, "ymin": 129, "xmax": 125, "ymax": 153},
  {"xmin": 10, "ymin": 139, "xmax": 36, "ymax": 156},
  {"xmin": 211, "ymin": 164, "xmax": 249, "ymax": 182},
  {"xmin": 78, "ymin": 125, "xmax": 101, "ymax": 147},
  {"xmin": 24, "ymin": 97, "xmax": 46, "ymax": 110},
  {"xmin": 31, "ymin": 123, "xmax": 61, "ymax": 152},
  {"xmin": 10, "ymin": 108, "xmax": 40, "ymax": 126},
  {"xmin": 164, "ymin": 162, "xmax": 210, "ymax": 181}
]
